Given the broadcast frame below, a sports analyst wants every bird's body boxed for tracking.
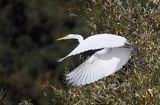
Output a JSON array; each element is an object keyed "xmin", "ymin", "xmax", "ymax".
[
  {"xmin": 57, "ymin": 33, "xmax": 132, "ymax": 86},
  {"xmin": 58, "ymin": 34, "xmax": 127, "ymax": 62}
]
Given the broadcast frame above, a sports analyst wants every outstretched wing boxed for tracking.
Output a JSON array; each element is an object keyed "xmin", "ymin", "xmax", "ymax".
[
  {"xmin": 66, "ymin": 47, "xmax": 132, "ymax": 86},
  {"xmin": 58, "ymin": 34, "xmax": 127, "ymax": 62}
]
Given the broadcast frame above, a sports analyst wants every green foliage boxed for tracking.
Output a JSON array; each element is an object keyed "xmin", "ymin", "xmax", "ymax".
[
  {"xmin": 42, "ymin": 0, "xmax": 160, "ymax": 105},
  {"xmin": 0, "ymin": 0, "xmax": 84, "ymax": 104},
  {"xmin": 0, "ymin": 0, "xmax": 159, "ymax": 104}
]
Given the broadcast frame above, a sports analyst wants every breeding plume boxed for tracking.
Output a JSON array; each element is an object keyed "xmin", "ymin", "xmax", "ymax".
[{"xmin": 57, "ymin": 33, "xmax": 132, "ymax": 86}]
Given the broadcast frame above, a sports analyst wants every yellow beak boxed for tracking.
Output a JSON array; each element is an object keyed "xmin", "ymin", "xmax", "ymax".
[{"xmin": 57, "ymin": 36, "xmax": 67, "ymax": 41}]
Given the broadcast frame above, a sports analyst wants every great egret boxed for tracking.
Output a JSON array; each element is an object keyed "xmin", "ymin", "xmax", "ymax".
[{"xmin": 57, "ymin": 33, "xmax": 132, "ymax": 85}]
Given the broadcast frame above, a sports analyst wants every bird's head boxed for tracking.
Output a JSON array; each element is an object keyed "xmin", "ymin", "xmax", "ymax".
[{"xmin": 57, "ymin": 34, "xmax": 84, "ymax": 42}]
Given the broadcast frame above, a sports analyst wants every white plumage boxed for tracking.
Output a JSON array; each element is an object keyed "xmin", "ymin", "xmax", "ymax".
[
  {"xmin": 57, "ymin": 33, "xmax": 132, "ymax": 86},
  {"xmin": 58, "ymin": 34, "xmax": 127, "ymax": 62}
]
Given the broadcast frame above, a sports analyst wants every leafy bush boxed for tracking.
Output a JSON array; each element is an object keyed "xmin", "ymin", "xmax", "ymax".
[
  {"xmin": 42, "ymin": 0, "xmax": 160, "ymax": 104},
  {"xmin": 0, "ymin": 0, "xmax": 159, "ymax": 104}
]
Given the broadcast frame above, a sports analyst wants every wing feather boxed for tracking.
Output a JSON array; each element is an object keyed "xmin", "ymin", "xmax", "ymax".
[
  {"xmin": 86, "ymin": 65, "xmax": 94, "ymax": 84},
  {"xmin": 66, "ymin": 47, "xmax": 132, "ymax": 85},
  {"xmin": 73, "ymin": 65, "xmax": 86, "ymax": 85}
]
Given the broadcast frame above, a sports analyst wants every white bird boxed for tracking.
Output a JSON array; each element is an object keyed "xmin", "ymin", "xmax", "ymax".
[{"xmin": 57, "ymin": 33, "xmax": 132, "ymax": 86}]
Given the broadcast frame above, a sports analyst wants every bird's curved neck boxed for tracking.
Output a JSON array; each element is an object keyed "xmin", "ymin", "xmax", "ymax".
[{"xmin": 73, "ymin": 35, "xmax": 84, "ymax": 43}]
